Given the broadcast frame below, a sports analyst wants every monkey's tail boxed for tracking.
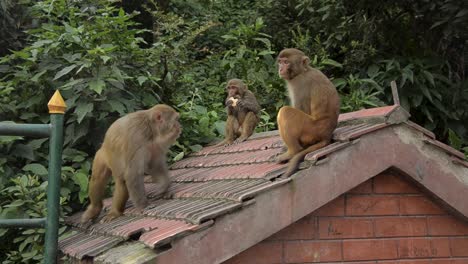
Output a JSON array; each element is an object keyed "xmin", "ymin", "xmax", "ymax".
[{"xmin": 282, "ymin": 140, "xmax": 329, "ymax": 178}]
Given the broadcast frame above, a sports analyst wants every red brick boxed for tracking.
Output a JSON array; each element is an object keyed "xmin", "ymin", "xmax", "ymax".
[
  {"xmin": 313, "ymin": 195, "xmax": 345, "ymax": 216},
  {"xmin": 284, "ymin": 241, "xmax": 342, "ymax": 263},
  {"xmin": 268, "ymin": 217, "xmax": 315, "ymax": 240},
  {"xmin": 340, "ymin": 262, "xmax": 377, "ymax": 264},
  {"xmin": 397, "ymin": 260, "xmax": 431, "ymax": 264},
  {"xmin": 223, "ymin": 241, "xmax": 282, "ymax": 264},
  {"xmin": 346, "ymin": 195, "xmax": 399, "ymax": 216},
  {"xmin": 431, "ymin": 260, "xmax": 453, "ymax": 264},
  {"xmin": 398, "ymin": 238, "xmax": 449, "ymax": 258},
  {"xmin": 451, "ymin": 237, "xmax": 468, "ymax": 257},
  {"xmin": 343, "ymin": 239, "xmax": 398, "ymax": 261},
  {"xmin": 375, "ymin": 217, "xmax": 427, "ymax": 237},
  {"xmin": 452, "ymin": 259, "xmax": 468, "ymax": 264},
  {"xmin": 400, "ymin": 196, "xmax": 446, "ymax": 215},
  {"xmin": 428, "ymin": 216, "xmax": 468, "ymax": 236},
  {"xmin": 319, "ymin": 218, "xmax": 374, "ymax": 239},
  {"xmin": 430, "ymin": 237, "xmax": 451, "ymax": 257},
  {"xmin": 349, "ymin": 180, "xmax": 373, "ymax": 194},
  {"xmin": 373, "ymin": 172, "xmax": 419, "ymax": 194}
]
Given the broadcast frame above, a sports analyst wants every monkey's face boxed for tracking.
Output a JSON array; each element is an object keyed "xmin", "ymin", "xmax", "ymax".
[
  {"xmin": 226, "ymin": 83, "xmax": 240, "ymax": 97},
  {"xmin": 277, "ymin": 57, "xmax": 291, "ymax": 80},
  {"xmin": 154, "ymin": 109, "xmax": 181, "ymax": 144},
  {"xmin": 278, "ymin": 49, "xmax": 310, "ymax": 80}
]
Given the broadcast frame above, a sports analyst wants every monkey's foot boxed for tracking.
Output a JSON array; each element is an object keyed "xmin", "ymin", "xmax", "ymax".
[
  {"xmin": 80, "ymin": 206, "xmax": 102, "ymax": 224},
  {"xmin": 215, "ymin": 140, "xmax": 233, "ymax": 147},
  {"xmin": 100, "ymin": 211, "xmax": 123, "ymax": 223},
  {"xmin": 276, "ymin": 152, "xmax": 293, "ymax": 164},
  {"xmin": 234, "ymin": 137, "xmax": 247, "ymax": 144}
]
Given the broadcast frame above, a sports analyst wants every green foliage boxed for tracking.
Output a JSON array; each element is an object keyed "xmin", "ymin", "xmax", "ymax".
[
  {"xmin": 0, "ymin": 0, "xmax": 33, "ymax": 56},
  {"xmin": 448, "ymin": 129, "xmax": 468, "ymax": 158},
  {"xmin": 333, "ymin": 74, "xmax": 384, "ymax": 112},
  {"xmin": 0, "ymin": 175, "xmax": 66, "ymax": 263}
]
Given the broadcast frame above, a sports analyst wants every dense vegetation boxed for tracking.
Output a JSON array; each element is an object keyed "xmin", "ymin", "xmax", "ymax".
[{"xmin": 0, "ymin": 0, "xmax": 467, "ymax": 262}]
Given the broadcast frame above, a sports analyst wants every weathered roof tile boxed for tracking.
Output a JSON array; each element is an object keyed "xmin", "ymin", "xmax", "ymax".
[{"xmin": 60, "ymin": 105, "xmax": 468, "ymax": 263}]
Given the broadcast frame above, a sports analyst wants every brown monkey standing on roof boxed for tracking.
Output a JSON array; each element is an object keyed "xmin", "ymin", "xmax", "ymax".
[
  {"xmin": 217, "ymin": 79, "xmax": 260, "ymax": 146},
  {"xmin": 276, "ymin": 48, "xmax": 340, "ymax": 177},
  {"xmin": 81, "ymin": 104, "xmax": 181, "ymax": 223}
]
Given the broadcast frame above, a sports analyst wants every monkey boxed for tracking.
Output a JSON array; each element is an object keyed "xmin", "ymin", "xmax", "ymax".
[
  {"xmin": 80, "ymin": 104, "xmax": 181, "ymax": 223},
  {"xmin": 276, "ymin": 48, "xmax": 340, "ymax": 178},
  {"xmin": 217, "ymin": 79, "xmax": 261, "ymax": 146}
]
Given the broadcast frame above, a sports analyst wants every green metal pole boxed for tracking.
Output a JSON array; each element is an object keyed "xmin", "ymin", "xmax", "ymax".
[
  {"xmin": 43, "ymin": 90, "xmax": 66, "ymax": 264},
  {"xmin": 0, "ymin": 218, "xmax": 46, "ymax": 228},
  {"xmin": 43, "ymin": 113, "xmax": 63, "ymax": 264},
  {"xmin": 0, "ymin": 123, "xmax": 50, "ymax": 138}
]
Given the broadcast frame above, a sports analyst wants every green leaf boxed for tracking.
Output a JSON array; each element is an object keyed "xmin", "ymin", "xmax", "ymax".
[
  {"xmin": 31, "ymin": 70, "xmax": 47, "ymax": 82},
  {"xmin": 74, "ymin": 103, "xmax": 94, "ymax": 124},
  {"xmin": 422, "ymin": 70, "xmax": 435, "ymax": 86},
  {"xmin": 173, "ymin": 152, "xmax": 184, "ymax": 161},
  {"xmin": 60, "ymin": 78, "xmax": 85, "ymax": 90},
  {"xmin": 253, "ymin": 38, "xmax": 271, "ymax": 48},
  {"xmin": 455, "ymin": 9, "xmax": 468, "ymax": 18},
  {"xmin": 332, "ymin": 78, "xmax": 347, "ymax": 88},
  {"xmin": 189, "ymin": 145, "xmax": 203, "ymax": 152},
  {"xmin": 194, "ymin": 105, "xmax": 207, "ymax": 115},
  {"xmin": 367, "ymin": 64, "xmax": 379, "ymax": 77},
  {"xmin": 31, "ymin": 40, "xmax": 53, "ymax": 48},
  {"xmin": 420, "ymin": 85, "xmax": 433, "ymax": 102},
  {"xmin": 448, "ymin": 129, "xmax": 462, "ymax": 150},
  {"xmin": 108, "ymin": 100, "xmax": 126, "ymax": 114},
  {"xmin": 137, "ymin": 76, "xmax": 148, "ymax": 86},
  {"xmin": 53, "ymin": 65, "xmax": 77, "ymax": 80},
  {"xmin": 12, "ymin": 144, "xmax": 34, "ymax": 160},
  {"xmin": 5, "ymin": 200, "xmax": 25, "ymax": 208},
  {"xmin": 88, "ymin": 79, "xmax": 106, "ymax": 94},
  {"xmin": 100, "ymin": 56, "xmax": 111, "ymax": 64},
  {"xmin": 430, "ymin": 19, "xmax": 448, "ymax": 29},
  {"xmin": 402, "ymin": 68, "xmax": 414, "ymax": 83},
  {"xmin": 411, "ymin": 94, "xmax": 423, "ymax": 107},
  {"xmin": 322, "ymin": 59, "xmax": 342, "ymax": 68},
  {"xmin": 23, "ymin": 163, "xmax": 48, "ymax": 176},
  {"xmin": 74, "ymin": 172, "xmax": 89, "ymax": 190}
]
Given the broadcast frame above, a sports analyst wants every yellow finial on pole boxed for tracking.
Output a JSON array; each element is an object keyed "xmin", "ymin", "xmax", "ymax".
[{"xmin": 47, "ymin": 90, "xmax": 67, "ymax": 114}]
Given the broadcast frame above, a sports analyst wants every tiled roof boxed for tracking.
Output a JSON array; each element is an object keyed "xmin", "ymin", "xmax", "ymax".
[{"xmin": 59, "ymin": 105, "xmax": 468, "ymax": 263}]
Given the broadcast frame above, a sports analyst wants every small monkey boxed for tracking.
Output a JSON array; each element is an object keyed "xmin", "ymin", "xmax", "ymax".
[
  {"xmin": 217, "ymin": 79, "xmax": 260, "ymax": 146},
  {"xmin": 81, "ymin": 104, "xmax": 181, "ymax": 223},
  {"xmin": 276, "ymin": 48, "xmax": 340, "ymax": 177}
]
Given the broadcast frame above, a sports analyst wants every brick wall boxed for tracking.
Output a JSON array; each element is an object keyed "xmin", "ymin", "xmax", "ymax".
[{"xmin": 224, "ymin": 170, "xmax": 468, "ymax": 264}]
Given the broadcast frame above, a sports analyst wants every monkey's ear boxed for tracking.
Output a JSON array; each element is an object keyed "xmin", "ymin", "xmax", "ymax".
[
  {"xmin": 153, "ymin": 111, "xmax": 163, "ymax": 122},
  {"xmin": 302, "ymin": 56, "xmax": 310, "ymax": 67}
]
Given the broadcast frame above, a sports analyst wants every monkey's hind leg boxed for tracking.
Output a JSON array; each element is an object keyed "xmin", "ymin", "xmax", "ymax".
[
  {"xmin": 216, "ymin": 115, "xmax": 239, "ymax": 147},
  {"xmin": 81, "ymin": 149, "xmax": 112, "ymax": 223},
  {"xmin": 234, "ymin": 112, "xmax": 258, "ymax": 144},
  {"xmin": 276, "ymin": 106, "xmax": 306, "ymax": 163},
  {"xmin": 100, "ymin": 177, "xmax": 129, "ymax": 223}
]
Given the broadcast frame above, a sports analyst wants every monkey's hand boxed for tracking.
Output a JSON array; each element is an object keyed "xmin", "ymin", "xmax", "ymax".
[{"xmin": 227, "ymin": 97, "xmax": 239, "ymax": 107}]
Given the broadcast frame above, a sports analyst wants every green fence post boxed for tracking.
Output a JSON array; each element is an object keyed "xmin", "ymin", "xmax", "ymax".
[{"xmin": 43, "ymin": 90, "xmax": 66, "ymax": 264}]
